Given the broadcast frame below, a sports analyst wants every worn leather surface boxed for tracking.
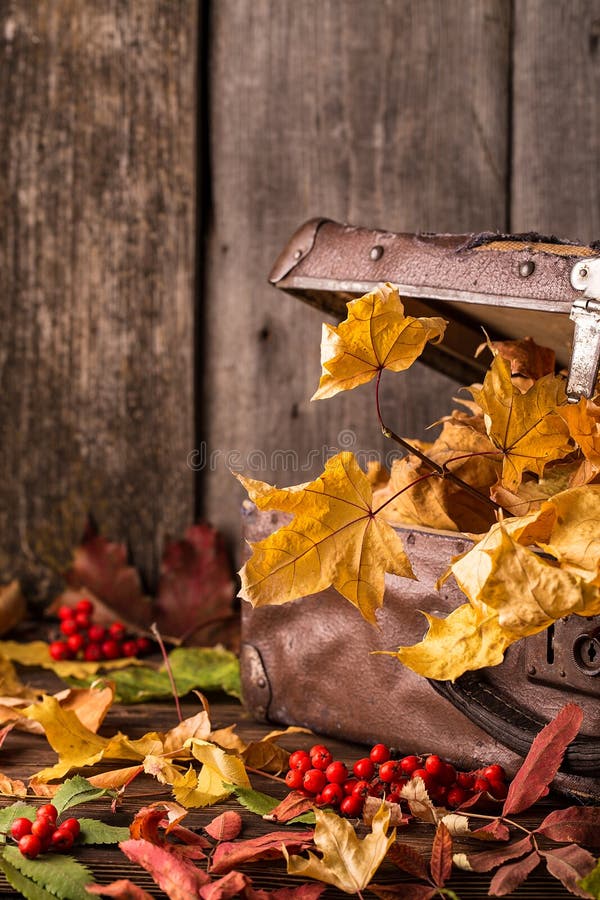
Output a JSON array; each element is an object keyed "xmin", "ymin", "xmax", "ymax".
[{"xmin": 241, "ymin": 505, "xmax": 600, "ymax": 800}]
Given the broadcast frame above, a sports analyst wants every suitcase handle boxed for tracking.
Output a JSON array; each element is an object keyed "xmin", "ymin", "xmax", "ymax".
[{"xmin": 430, "ymin": 674, "xmax": 600, "ymax": 775}]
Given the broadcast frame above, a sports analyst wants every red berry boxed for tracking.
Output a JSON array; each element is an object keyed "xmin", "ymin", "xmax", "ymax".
[
  {"xmin": 57, "ymin": 605, "xmax": 75, "ymax": 620},
  {"xmin": 67, "ymin": 633, "xmax": 86, "ymax": 654},
  {"xmin": 353, "ymin": 757, "xmax": 375, "ymax": 780},
  {"xmin": 411, "ymin": 768, "xmax": 435, "ymax": 792},
  {"xmin": 122, "ymin": 640, "xmax": 139, "ymax": 658},
  {"xmin": 390, "ymin": 778, "xmax": 408, "ymax": 793},
  {"xmin": 49, "ymin": 641, "xmax": 72, "ymax": 661},
  {"xmin": 430, "ymin": 783, "xmax": 449, "ymax": 803},
  {"xmin": 60, "ymin": 618, "xmax": 79, "ymax": 637},
  {"xmin": 303, "ymin": 769, "xmax": 327, "ymax": 795},
  {"xmin": 369, "ymin": 781, "xmax": 386, "ymax": 798},
  {"xmin": 343, "ymin": 778, "xmax": 359, "ymax": 795},
  {"xmin": 483, "ymin": 764, "xmax": 506, "ymax": 783},
  {"xmin": 60, "ymin": 817, "xmax": 80, "ymax": 838},
  {"xmin": 84, "ymin": 643, "xmax": 102, "ymax": 662},
  {"xmin": 400, "ymin": 755, "xmax": 422, "ymax": 776},
  {"xmin": 74, "ymin": 612, "xmax": 91, "ymax": 630},
  {"xmin": 51, "ymin": 826, "xmax": 74, "ymax": 851},
  {"xmin": 325, "ymin": 761, "xmax": 348, "ymax": 784},
  {"xmin": 18, "ymin": 833, "xmax": 42, "ymax": 858},
  {"xmin": 352, "ymin": 779, "xmax": 371, "ymax": 799},
  {"xmin": 379, "ymin": 760, "xmax": 402, "ymax": 783},
  {"xmin": 136, "ymin": 637, "xmax": 152, "ymax": 655},
  {"xmin": 340, "ymin": 794, "xmax": 363, "ymax": 817},
  {"xmin": 439, "ymin": 763, "xmax": 456, "ymax": 787},
  {"xmin": 108, "ymin": 622, "xmax": 126, "ymax": 640},
  {"xmin": 289, "ymin": 750, "xmax": 311, "ymax": 773},
  {"xmin": 31, "ymin": 818, "xmax": 54, "ymax": 843},
  {"xmin": 75, "ymin": 598, "xmax": 94, "ymax": 615},
  {"xmin": 369, "ymin": 743, "xmax": 391, "ymax": 764},
  {"xmin": 487, "ymin": 779, "xmax": 508, "ymax": 800},
  {"xmin": 321, "ymin": 782, "xmax": 343, "ymax": 806},
  {"xmin": 285, "ymin": 769, "xmax": 304, "ymax": 790},
  {"xmin": 101, "ymin": 639, "xmax": 122, "ymax": 660},
  {"xmin": 310, "ymin": 746, "xmax": 333, "ymax": 771},
  {"xmin": 386, "ymin": 791, "xmax": 401, "ymax": 804},
  {"xmin": 424, "ymin": 755, "xmax": 445, "ymax": 779},
  {"xmin": 473, "ymin": 776, "xmax": 491, "ymax": 794},
  {"xmin": 10, "ymin": 818, "xmax": 32, "ymax": 840},
  {"xmin": 37, "ymin": 805, "xmax": 58, "ymax": 822},
  {"xmin": 456, "ymin": 772, "xmax": 475, "ymax": 790},
  {"xmin": 447, "ymin": 786, "xmax": 469, "ymax": 808},
  {"xmin": 87, "ymin": 624, "xmax": 106, "ymax": 643}
]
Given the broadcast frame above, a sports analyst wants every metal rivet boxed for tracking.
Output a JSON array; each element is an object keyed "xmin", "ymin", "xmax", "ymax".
[
  {"xmin": 293, "ymin": 249, "xmax": 302, "ymax": 259},
  {"xmin": 369, "ymin": 245, "xmax": 384, "ymax": 261},
  {"xmin": 518, "ymin": 260, "xmax": 535, "ymax": 277},
  {"xmin": 579, "ymin": 265, "xmax": 589, "ymax": 279},
  {"xmin": 257, "ymin": 677, "xmax": 266, "ymax": 689},
  {"xmin": 559, "ymin": 669, "xmax": 566, "ymax": 678},
  {"xmin": 527, "ymin": 665, "xmax": 536, "ymax": 676}
]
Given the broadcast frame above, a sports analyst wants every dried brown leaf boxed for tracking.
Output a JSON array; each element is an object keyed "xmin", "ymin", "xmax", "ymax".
[
  {"xmin": 210, "ymin": 830, "xmax": 314, "ymax": 875},
  {"xmin": 542, "ymin": 845, "xmax": 596, "ymax": 897},
  {"xmin": 536, "ymin": 805, "xmax": 600, "ymax": 846},
  {"xmin": 430, "ymin": 821, "xmax": 452, "ymax": 887},
  {"xmin": 489, "ymin": 850, "xmax": 540, "ymax": 896},
  {"xmin": 386, "ymin": 841, "xmax": 429, "ymax": 881}
]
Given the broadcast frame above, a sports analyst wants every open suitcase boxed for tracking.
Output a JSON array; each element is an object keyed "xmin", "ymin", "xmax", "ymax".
[{"xmin": 240, "ymin": 219, "xmax": 600, "ymax": 800}]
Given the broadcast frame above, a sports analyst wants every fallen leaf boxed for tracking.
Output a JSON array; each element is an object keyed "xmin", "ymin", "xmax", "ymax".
[
  {"xmin": 430, "ymin": 821, "xmax": 452, "ymax": 887},
  {"xmin": 489, "ymin": 851, "xmax": 540, "ymax": 896},
  {"xmin": 559, "ymin": 398, "xmax": 600, "ymax": 473},
  {"xmin": 174, "ymin": 739, "xmax": 250, "ymax": 807},
  {"xmin": 241, "ymin": 726, "xmax": 311, "ymax": 774},
  {"xmin": 78, "ymin": 818, "xmax": 130, "ymax": 845},
  {"xmin": 386, "ymin": 842, "xmax": 430, "ymax": 881},
  {"xmin": 399, "ymin": 777, "xmax": 443, "ymax": 824},
  {"xmin": 0, "ymin": 772, "xmax": 27, "ymax": 797},
  {"xmin": 476, "ymin": 336, "xmax": 555, "ymax": 382},
  {"xmin": 51, "ymin": 776, "xmax": 114, "ymax": 816},
  {"xmin": 263, "ymin": 790, "xmax": 315, "ymax": 824},
  {"xmin": 119, "ymin": 838, "xmax": 211, "ymax": 898},
  {"xmin": 542, "ymin": 845, "xmax": 596, "ymax": 897},
  {"xmin": 503, "ymin": 703, "xmax": 583, "ymax": 815},
  {"xmin": 465, "ymin": 835, "xmax": 534, "ymax": 872},
  {"xmin": 0, "ymin": 581, "xmax": 26, "ymax": 637},
  {"xmin": 362, "ymin": 796, "xmax": 409, "ymax": 827},
  {"xmin": 153, "ymin": 525, "xmax": 237, "ymax": 647},
  {"xmin": 369, "ymin": 886, "xmax": 436, "ymax": 900},
  {"xmin": 0, "ymin": 640, "xmax": 140, "ymax": 679},
  {"xmin": 237, "ymin": 451, "xmax": 415, "ymax": 625},
  {"xmin": 470, "ymin": 819, "xmax": 510, "ymax": 842},
  {"xmin": 580, "ymin": 859, "xmax": 600, "ymax": 898},
  {"xmin": 57, "ymin": 682, "xmax": 115, "ymax": 734},
  {"xmin": 199, "ymin": 870, "xmax": 251, "ymax": 900},
  {"xmin": 229, "ymin": 785, "xmax": 315, "ymax": 824},
  {"xmin": 204, "ymin": 811, "xmax": 243, "ymax": 842},
  {"xmin": 1, "ymin": 843, "xmax": 95, "ymax": 899},
  {"xmin": 471, "ymin": 353, "xmax": 572, "ymax": 489},
  {"xmin": 536, "ymin": 806, "xmax": 600, "ymax": 845},
  {"xmin": 285, "ymin": 803, "xmax": 395, "ymax": 894},
  {"xmin": 210, "ymin": 830, "xmax": 314, "ymax": 875},
  {"xmin": 86, "ymin": 880, "xmax": 155, "ymax": 899}
]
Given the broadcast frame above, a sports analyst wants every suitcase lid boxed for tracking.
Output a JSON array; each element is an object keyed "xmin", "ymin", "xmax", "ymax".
[{"xmin": 269, "ymin": 218, "xmax": 600, "ymax": 399}]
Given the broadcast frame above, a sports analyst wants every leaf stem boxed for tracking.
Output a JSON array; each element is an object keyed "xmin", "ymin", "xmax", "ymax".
[
  {"xmin": 245, "ymin": 766, "xmax": 287, "ymax": 785},
  {"xmin": 151, "ymin": 622, "xmax": 183, "ymax": 723},
  {"xmin": 453, "ymin": 809, "xmax": 533, "ymax": 838}
]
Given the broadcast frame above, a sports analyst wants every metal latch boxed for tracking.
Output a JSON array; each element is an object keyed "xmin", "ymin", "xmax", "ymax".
[{"xmin": 568, "ymin": 259, "xmax": 600, "ymax": 401}]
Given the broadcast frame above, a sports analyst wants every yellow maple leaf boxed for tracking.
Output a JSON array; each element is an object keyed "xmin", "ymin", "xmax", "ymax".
[
  {"xmin": 559, "ymin": 398, "xmax": 600, "ymax": 473},
  {"xmin": 176, "ymin": 739, "xmax": 250, "ymax": 807},
  {"xmin": 237, "ymin": 452, "xmax": 415, "ymax": 625},
  {"xmin": 311, "ymin": 283, "xmax": 446, "ymax": 400},
  {"xmin": 471, "ymin": 354, "xmax": 572, "ymax": 490},
  {"xmin": 285, "ymin": 803, "xmax": 395, "ymax": 893}
]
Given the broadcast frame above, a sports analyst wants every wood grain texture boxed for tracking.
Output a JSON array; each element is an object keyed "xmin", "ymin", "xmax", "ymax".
[
  {"xmin": 202, "ymin": 0, "xmax": 511, "ymax": 551},
  {"xmin": 512, "ymin": 0, "xmax": 600, "ymax": 241},
  {"xmin": 0, "ymin": 1, "xmax": 197, "ymax": 594}
]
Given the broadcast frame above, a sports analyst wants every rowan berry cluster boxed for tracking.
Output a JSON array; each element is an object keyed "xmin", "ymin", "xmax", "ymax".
[
  {"xmin": 10, "ymin": 805, "xmax": 80, "ymax": 858},
  {"xmin": 49, "ymin": 598, "xmax": 152, "ymax": 662},
  {"xmin": 285, "ymin": 742, "xmax": 508, "ymax": 817}
]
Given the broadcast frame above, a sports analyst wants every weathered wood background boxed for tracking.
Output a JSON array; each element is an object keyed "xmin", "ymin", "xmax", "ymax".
[{"xmin": 1, "ymin": 0, "xmax": 599, "ymax": 592}]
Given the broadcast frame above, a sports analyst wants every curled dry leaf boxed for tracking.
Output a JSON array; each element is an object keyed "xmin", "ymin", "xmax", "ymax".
[
  {"xmin": 263, "ymin": 790, "xmax": 315, "ymax": 824},
  {"xmin": 476, "ymin": 336, "xmax": 555, "ymax": 382},
  {"xmin": 0, "ymin": 581, "xmax": 26, "ymax": 637},
  {"xmin": 240, "ymin": 726, "xmax": 312, "ymax": 774},
  {"xmin": 198, "ymin": 870, "xmax": 251, "ymax": 900},
  {"xmin": 400, "ymin": 777, "xmax": 444, "ymax": 824},
  {"xmin": 204, "ymin": 810, "xmax": 243, "ymax": 842},
  {"xmin": 237, "ymin": 451, "xmax": 415, "ymax": 625},
  {"xmin": 210, "ymin": 829, "xmax": 315, "ymax": 875},
  {"xmin": 362, "ymin": 795, "xmax": 409, "ymax": 827},
  {"xmin": 86, "ymin": 879, "xmax": 155, "ymax": 899},
  {"xmin": 311, "ymin": 283, "xmax": 446, "ymax": 400},
  {"xmin": 430, "ymin": 821, "xmax": 452, "ymax": 888}
]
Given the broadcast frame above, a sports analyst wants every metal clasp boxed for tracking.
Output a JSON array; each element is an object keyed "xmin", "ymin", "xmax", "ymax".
[{"xmin": 567, "ymin": 258, "xmax": 600, "ymax": 402}]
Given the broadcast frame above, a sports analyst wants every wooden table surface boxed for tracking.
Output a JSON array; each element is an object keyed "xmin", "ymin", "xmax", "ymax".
[{"xmin": 0, "ymin": 680, "xmax": 582, "ymax": 899}]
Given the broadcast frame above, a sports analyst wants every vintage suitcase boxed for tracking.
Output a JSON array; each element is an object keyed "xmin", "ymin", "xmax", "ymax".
[{"xmin": 240, "ymin": 219, "xmax": 600, "ymax": 799}]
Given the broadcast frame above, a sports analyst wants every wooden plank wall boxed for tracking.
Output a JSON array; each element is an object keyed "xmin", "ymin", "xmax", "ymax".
[{"xmin": 3, "ymin": 0, "xmax": 600, "ymax": 590}]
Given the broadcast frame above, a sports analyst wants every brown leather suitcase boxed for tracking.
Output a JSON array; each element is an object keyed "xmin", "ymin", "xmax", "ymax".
[{"xmin": 240, "ymin": 219, "xmax": 600, "ymax": 800}]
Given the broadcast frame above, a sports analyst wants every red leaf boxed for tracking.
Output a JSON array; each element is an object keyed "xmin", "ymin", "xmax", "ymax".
[
  {"xmin": 204, "ymin": 811, "xmax": 243, "ymax": 842},
  {"xmin": 430, "ymin": 821, "xmax": 452, "ymax": 887},
  {"xmin": 489, "ymin": 851, "xmax": 540, "ymax": 896},
  {"xmin": 502, "ymin": 704, "xmax": 583, "ymax": 815},
  {"xmin": 247, "ymin": 887, "xmax": 326, "ymax": 900},
  {"xmin": 198, "ymin": 871, "xmax": 252, "ymax": 900},
  {"xmin": 154, "ymin": 524, "xmax": 237, "ymax": 647},
  {"xmin": 64, "ymin": 522, "xmax": 151, "ymax": 629},
  {"xmin": 209, "ymin": 830, "xmax": 314, "ymax": 875},
  {"xmin": 86, "ymin": 881, "xmax": 155, "ymax": 900},
  {"xmin": 536, "ymin": 806, "xmax": 600, "ymax": 846},
  {"xmin": 130, "ymin": 808, "xmax": 167, "ymax": 843},
  {"xmin": 119, "ymin": 838, "xmax": 211, "ymax": 899},
  {"xmin": 369, "ymin": 885, "xmax": 437, "ymax": 900},
  {"xmin": 467, "ymin": 835, "xmax": 533, "ymax": 873},
  {"xmin": 471, "ymin": 819, "xmax": 511, "ymax": 842},
  {"xmin": 387, "ymin": 842, "xmax": 430, "ymax": 881},
  {"xmin": 262, "ymin": 791, "xmax": 315, "ymax": 824},
  {"xmin": 542, "ymin": 845, "xmax": 596, "ymax": 897}
]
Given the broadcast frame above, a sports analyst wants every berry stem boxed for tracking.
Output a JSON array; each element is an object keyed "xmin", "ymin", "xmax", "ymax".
[
  {"xmin": 150, "ymin": 622, "xmax": 183, "ymax": 723},
  {"xmin": 245, "ymin": 766, "xmax": 287, "ymax": 785}
]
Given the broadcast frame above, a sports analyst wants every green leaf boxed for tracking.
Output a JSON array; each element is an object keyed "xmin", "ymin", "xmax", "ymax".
[
  {"xmin": 78, "ymin": 818, "xmax": 130, "ymax": 845},
  {"xmin": 1, "ymin": 845, "xmax": 94, "ymax": 900},
  {"xmin": 580, "ymin": 860, "xmax": 600, "ymax": 897},
  {"xmin": 52, "ymin": 776, "xmax": 113, "ymax": 816},
  {"xmin": 0, "ymin": 855, "xmax": 58, "ymax": 900},
  {"xmin": 0, "ymin": 802, "xmax": 36, "ymax": 840},
  {"xmin": 68, "ymin": 646, "xmax": 241, "ymax": 703},
  {"xmin": 230, "ymin": 785, "xmax": 315, "ymax": 824}
]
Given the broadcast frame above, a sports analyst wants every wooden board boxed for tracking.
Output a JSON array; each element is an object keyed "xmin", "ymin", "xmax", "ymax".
[
  {"xmin": 0, "ymin": 1, "xmax": 197, "ymax": 594},
  {"xmin": 512, "ymin": 0, "xmax": 600, "ymax": 242},
  {"xmin": 202, "ymin": 0, "xmax": 511, "ymax": 553}
]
